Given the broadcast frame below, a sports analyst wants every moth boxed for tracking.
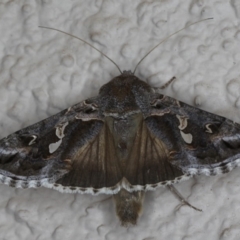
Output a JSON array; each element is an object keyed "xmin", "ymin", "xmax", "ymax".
[{"xmin": 0, "ymin": 18, "xmax": 238, "ymax": 226}]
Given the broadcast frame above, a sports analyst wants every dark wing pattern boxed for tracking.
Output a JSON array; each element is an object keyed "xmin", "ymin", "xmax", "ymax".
[
  {"xmin": 55, "ymin": 120, "xmax": 123, "ymax": 194},
  {"xmin": 147, "ymin": 92, "xmax": 240, "ymax": 177},
  {"xmin": 0, "ymin": 101, "xmax": 123, "ymax": 193},
  {"xmin": 1, "ymin": 89, "xmax": 240, "ymax": 195},
  {"xmin": 124, "ymin": 117, "xmax": 184, "ymax": 189},
  {"xmin": 84, "ymin": 113, "xmax": 185, "ymax": 192}
]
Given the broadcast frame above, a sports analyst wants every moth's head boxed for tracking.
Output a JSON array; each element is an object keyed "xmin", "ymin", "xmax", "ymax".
[{"xmin": 97, "ymin": 72, "xmax": 152, "ymax": 116}]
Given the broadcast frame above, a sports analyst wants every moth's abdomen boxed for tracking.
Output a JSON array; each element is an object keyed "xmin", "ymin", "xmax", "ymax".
[{"xmin": 113, "ymin": 189, "xmax": 144, "ymax": 226}]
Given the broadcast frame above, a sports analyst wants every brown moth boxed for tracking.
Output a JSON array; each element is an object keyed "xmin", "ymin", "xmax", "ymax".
[{"xmin": 1, "ymin": 18, "xmax": 239, "ymax": 226}]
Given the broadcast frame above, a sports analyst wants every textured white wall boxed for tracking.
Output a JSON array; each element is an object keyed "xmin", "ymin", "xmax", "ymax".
[{"xmin": 0, "ymin": 0, "xmax": 240, "ymax": 239}]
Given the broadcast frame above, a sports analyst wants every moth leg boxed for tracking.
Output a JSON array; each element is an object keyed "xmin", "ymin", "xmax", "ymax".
[
  {"xmin": 167, "ymin": 185, "xmax": 202, "ymax": 212},
  {"xmin": 159, "ymin": 76, "xmax": 176, "ymax": 89}
]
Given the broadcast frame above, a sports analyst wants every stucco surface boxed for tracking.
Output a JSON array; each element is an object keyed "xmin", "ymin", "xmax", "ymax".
[{"xmin": 0, "ymin": 0, "xmax": 240, "ymax": 239}]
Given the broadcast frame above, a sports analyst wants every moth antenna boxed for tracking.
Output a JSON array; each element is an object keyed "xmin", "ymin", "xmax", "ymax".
[
  {"xmin": 133, "ymin": 18, "xmax": 213, "ymax": 74},
  {"xmin": 38, "ymin": 26, "xmax": 122, "ymax": 74}
]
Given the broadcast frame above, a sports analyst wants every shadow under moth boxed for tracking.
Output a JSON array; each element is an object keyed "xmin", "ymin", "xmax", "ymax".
[{"xmin": 0, "ymin": 18, "xmax": 237, "ymax": 226}]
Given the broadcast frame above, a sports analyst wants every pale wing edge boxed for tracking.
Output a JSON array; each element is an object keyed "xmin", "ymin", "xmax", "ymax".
[
  {"xmin": 0, "ymin": 173, "xmax": 193, "ymax": 195},
  {"xmin": 1, "ymin": 158, "xmax": 240, "ymax": 195}
]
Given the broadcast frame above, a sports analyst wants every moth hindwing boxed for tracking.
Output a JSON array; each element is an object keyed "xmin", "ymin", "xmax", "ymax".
[
  {"xmin": 1, "ymin": 71, "xmax": 240, "ymax": 225},
  {"xmin": 1, "ymin": 18, "xmax": 236, "ymax": 226}
]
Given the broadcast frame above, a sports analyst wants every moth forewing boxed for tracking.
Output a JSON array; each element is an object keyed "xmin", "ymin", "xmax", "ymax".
[{"xmin": 2, "ymin": 18, "xmax": 240, "ymax": 227}]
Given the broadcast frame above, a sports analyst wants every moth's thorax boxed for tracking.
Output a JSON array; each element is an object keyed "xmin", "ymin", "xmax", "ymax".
[{"xmin": 98, "ymin": 73, "xmax": 152, "ymax": 116}]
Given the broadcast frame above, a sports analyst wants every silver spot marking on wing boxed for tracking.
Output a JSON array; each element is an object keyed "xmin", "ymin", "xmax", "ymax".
[{"xmin": 49, "ymin": 122, "xmax": 69, "ymax": 154}]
